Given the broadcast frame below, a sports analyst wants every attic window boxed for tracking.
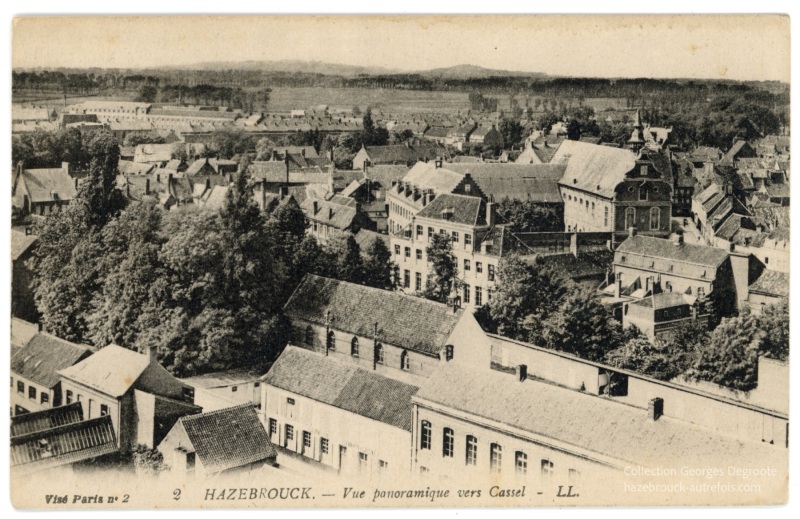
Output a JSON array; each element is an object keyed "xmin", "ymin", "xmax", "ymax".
[{"xmin": 464, "ymin": 184, "xmax": 471, "ymax": 193}]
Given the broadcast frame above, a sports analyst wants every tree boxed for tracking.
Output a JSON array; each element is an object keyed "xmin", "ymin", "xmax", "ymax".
[
  {"xmin": 758, "ymin": 300, "xmax": 789, "ymax": 361},
  {"xmin": 255, "ymin": 137, "xmax": 275, "ymax": 160},
  {"xmin": 326, "ymin": 231, "xmax": 364, "ymax": 284},
  {"xmin": 423, "ymin": 233, "xmax": 458, "ymax": 303},
  {"xmin": 498, "ymin": 119, "xmax": 523, "ymax": 148},
  {"xmin": 171, "ymin": 142, "xmax": 188, "ymax": 162},
  {"xmin": 352, "ymin": 105, "xmax": 362, "ymax": 117},
  {"xmin": 566, "ymin": 119, "xmax": 582, "ymax": 140},
  {"xmin": 496, "ymin": 197, "xmax": 563, "ymax": 232},
  {"xmin": 605, "ymin": 327, "xmax": 690, "ymax": 381},
  {"xmin": 124, "ymin": 131, "xmax": 166, "ymax": 147},
  {"xmin": 135, "ymin": 85, "xmax": 158, "ymax": 103},
  {"xmin": 362, "ymin": 237, "xmax": 396, "ymax": 290}
]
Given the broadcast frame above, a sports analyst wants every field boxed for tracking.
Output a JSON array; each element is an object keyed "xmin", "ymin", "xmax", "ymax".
[{"xmin": 267, "ymin": 87, "xmax": 471, "ymax": 115}]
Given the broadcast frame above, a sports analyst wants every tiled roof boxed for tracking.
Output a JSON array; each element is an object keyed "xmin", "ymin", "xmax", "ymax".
[
  {"xmin": 263, "ymin": 346, "xmax": 419, "ymax": 431},
  {"xmin": 10, "ymin": 402, "xmax": 84, "ymax": 438},
  {"xmin": 177, "ymin": 404, "xmax": 276, "ymax": 475},
  {"xmin": 416, "ymin": 193, "xmax": 486, "ymax": 226},
  {"xmin": 616, "ymin": 235, "xmax": 730, "ymax": 268},
  {"xmin": 364, "ymin": 165, "xmax": 408, "ymax": 188},
  {"xmin": 11, "ymin": 230, "xmax": 37, "ymax": 261},
  {"xmin": 363, "ymin": 144, "xmax": 443, "ymax": 164},
  {"xmin": 553, "ymin": 140, "xmax": 636, "ymax": 198},
  {"xmin": 134, "ymin": 143, "xmax": 175, "ymax": 163},
  {"xmin": 689, "ymin": 146, "xmax": 724, "ymax": 162},
  {"xmin": 749, "ymin": 270, "xmax": 789, "ymax": 297},
  {"xmin": 11, "ymin": 333, "xmax": 92, "ymax": 388},
  {"xmin": 446, "ymin": 163, "xmax": 566, "ymax": 203},
  {"xmin": 17, "ymin": 167, "xmax": 77, "ymax": 203},
  {"xmin": 185, "ymin": 158, "xmax": 216, "ymax": 176},
  {"xmin": 59, "ymin": 344, "xmax": 151, "ymax": 397},
  {"xmin": 424, "ymin": 127, "xmax": 449, "ymax": 138},
  {"xmin": 415, "ymin": 364, "xmax": 783, "ymax": 468},
  {"xmin": 284, "ymin": 275, "xmax": 463, "ymax": 356},
  {"xmin": 402, "ymin": 162, "xmax": 464, "ymax": 193},
  {"xmin": 11, "ymin": 318, "xmax": 38, "ymax": 351},
  {"xmin": 630, "ymin": 292, "xmax": 691, "ymax": 310},
  {"xmin": 300, "ymin": 197, "xmax": 358, "ymax": 230},
  {"xmin": 11, "ymin": 415, "xmax": 117, "ymax": 475},
  {"xmin": 118, "ymin": 160, "xmax": 156, "ymax": 176}
]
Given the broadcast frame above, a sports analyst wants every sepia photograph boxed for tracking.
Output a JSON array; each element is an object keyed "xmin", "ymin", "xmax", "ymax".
[{"xmin": 5, "ymin": 11, "xmax": 792, "ymax": 510}]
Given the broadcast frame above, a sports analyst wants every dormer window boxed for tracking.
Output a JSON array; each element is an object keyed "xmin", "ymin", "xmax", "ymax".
[
  {"xmin": 464, "ymin": 184, "xmax": 471, "ymax": 193},
  {"xmin": 641, "ymin": 165, "xmax": 648, "ymax": 177}
]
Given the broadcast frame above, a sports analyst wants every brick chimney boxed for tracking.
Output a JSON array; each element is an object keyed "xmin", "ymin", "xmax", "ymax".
[
  {"xmin": 145, "ymin": 178, "xmax": 150, "ymax": 195},
  {"xmin": 486, "ymin": 201, "xmax": 496, "ymax": 227},
  {"xmin": 143, "ymin": 345, "xmax": 158, "ymax": 364}
]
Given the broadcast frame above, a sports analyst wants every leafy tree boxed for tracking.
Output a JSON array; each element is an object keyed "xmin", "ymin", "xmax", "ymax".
[
  {"xmin": 209, "ymin": 128, "xmax": 255, "ymax": 159},
  {"xmin": 757, "ymin": 300, "xmax": 789, "ymax": 361},
  {"xmin": 566, "ymin": 119, "xmax": 582, "ymax": 140},
  {"xmin": 326, "ymin": 232, "xmax": 364, "ymax": 284},
  {"xmin": 536, "ymin": 112, "xmax": 560, "ymax": 134},
  {"xmin": 255, "ymin": 137, "xmax": 275, "ymax": 160},
  {"xmin": 361, "ymin": 237, "xmax": 396, "ymax": 290},
  {"xmin": 135, "ymin": 85, "xmax": 158, "ymax": 103},
  {"xmin": 423, "ymin": 233, "xmax": 458, "ymax": 304},
  {"xmin": 132, "ymin": 445, "xmax": 169, "ymax": 476},
  {"xmin": 171, "ymin": 142, "xmax": 188, "ymax": 162},
  {"xmin": 498, "ymin": 119, "xmax": 523, "ymax": 148},
  {"xmin": 496, "ymin": 197, "xmax": 563, "ymax": 232},
  {"xmin": 124, "ymin": 131, "xmax": 166, "ymax": 147}
]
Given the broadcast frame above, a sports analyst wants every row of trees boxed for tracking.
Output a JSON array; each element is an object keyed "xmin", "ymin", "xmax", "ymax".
[{"xmin": 12, "ymin": 127, "xmax": 108, "ymax": 170}]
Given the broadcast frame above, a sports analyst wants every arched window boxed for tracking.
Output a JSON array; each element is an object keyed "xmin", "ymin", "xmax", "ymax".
[
  {"xmin": 400, "ymin": 350, "xmax": 410, "ymax": 371},
  {"xmin": 351, "ymin": 337, "xmax": 359, "ymax": 357},
  {"xmin": 650, "ymin": 207, "xmax": 660, "ymax": 230},
  {"xmin": 420, "ymin": 420, "xmax": 432, "ymax": 450},
  {"xmin": 466, "ymin": 435, "xmax": 478, "ymax": 466},
  {"xmin": 624, "ymin": 207, "xmax": 636, "ymax": 229},
  {"xmin": 375, "ymin": 343, "xmax": 384, "ymax": 365},
  {"xmin": 515, "ymin": 451, "xmax": 528, "ymax": 475},
  {"xmin": 326, "ymin": 331, "xmax": 336, "ymax": 351},
  {"xmin": 443, "ymin": 428, "xmax": 454, "ymax": 457},
  {"xmin": 305, "ymin": 326, "xmax": 314, "ymax": 345},
  {"xmin": 490, "ymin": 443, "xmax": 502, "ymax": 473}
]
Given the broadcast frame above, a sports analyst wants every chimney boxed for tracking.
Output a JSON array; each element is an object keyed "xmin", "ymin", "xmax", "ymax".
[
  {"xmin": 671, "ymin": 233, "xmax": 684, "ymax": 246},
  {"xmin": 61, "ymin": 161, "xmax": 70, "ymax": 175},
  {"xmin": 312, "ymin": 200, "xmax": 318, "ymax": 214},
  {"xmin": 156, "ymin": 173, "xmax": 161, "ymax": 183},
  {"xmin": 615, "ymin": 274, "xmax": 623, "ymax": 298},
  {"xmin": 435, "ymin": 159, "xmax": 442, "ymax": 168},
  {"xmin": 143, "ymin": 345, "xmax": 158, "ymax": 364},
  {"xmin": 486, "ymin": 201, "xmax": 496, "ymax": 227},
  {"xmin": 570, "ymin": 232, "xmax": 578, "ymax": 257},
  {"xmin": 628, "ymin": 227, "xmax": 637, "ymax": 237},
  {"xmin": 328, "ymin": 207, "xmax": 333, "ymax": 220},
  {"xmin": 516, "ymin": 364, "xmax": 528, "ymax": 382},
  {"xmin": 301, "ymin": 148, "xmax": 306, "ymax": 158},
  {"xmin": 648, "ymin": 397, "xmax": 664, "ymax": 421},
  {"xmin": 145, "ymin": 178, "xmax": 150, "ymax": 195},
  {"xmin": 74, "ymin": 177, "xmax": 79, "ymax": 190},
  {"xmin": 16, "ymin": 160, "xmax": 24, "ymax": 177}
]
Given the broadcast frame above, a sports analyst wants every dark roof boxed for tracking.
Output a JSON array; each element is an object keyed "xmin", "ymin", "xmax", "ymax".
[
  {"xmin": 17, "ymin": 167, "xmax": 77, "ymax": 203},
  {"xmin": 10, "ymin": 402, "xmax": 84, "ymax": 438},
  {"xmin": 178, "ymin": 404, "xmax": 276, "ymax": 475},
  {"xmin": 616, "ymin": 235, "xmax": 730, "ymax": 268},
  {"xmin": 149, "ymin": 108, "xmax": 240, "ymax": 120},
  {"xmin": 263, "ymin": 347, "xmax": 419, "ymax": 431},
  {"xmin": 11, "ymin": 230, "xmax": 38, "ymax": 261},
  {"xmin": 11, "ymin": 414, "xmax": 117, "ymax": 475},
  {"xmin": 11, "ymin": 333, "xmax": 92, "ymax": 388},
  {"xmin": 535, "ymin": 250, "xmax": 614, "ymax": 281},
  {"xmin": 445, "ymin": 163, "xmax": 566, "ymax": 203},
  {"xmin": 284, "ymin": 275, "xmax": 464, "ymax": 356},
  {"xmin": 416, "ymin": 193, "xmax": 486, "ymax": 226},
  {"xmin": 364, "ymin": 165, "xmax": 409, "ymax": 188},
  {"xmin": 363, "ymin": 144, "xmax": 443, "ymax": 164},
  {"xmin": 689, "ymin": 146, "xmax": 724, "ymax": 163},
  {"xmin": 424, "ymin": 127, "xmax": 449, "ymax": 138},
  {"xmin": 749, "ymin": 270, "xmax": 789, "ymax": 297},
  {"xmin": 300, "ymin": 197, "xmax": 358, "ymax": 230},
  {"xmin": 414, "ymin": 364, "xmax": 783, "ymax": 468}
]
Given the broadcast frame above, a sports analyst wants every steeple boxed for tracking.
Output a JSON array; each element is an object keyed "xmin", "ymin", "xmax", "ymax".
[{"xmin": 627, "ymin": 109, "xmax": 645, "ymax": 153}]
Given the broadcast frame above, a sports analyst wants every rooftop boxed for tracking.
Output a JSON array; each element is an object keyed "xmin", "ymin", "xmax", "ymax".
[
  {"xmin": 12, "ymin": 333, "xmax": 92, "ymax": 389},
  {"xmin": 616, "ymin": 235, "xmax": 730, "ymax": 268},
  {"xmin": 58, "ymin": 344, "xmax": 152, "ymax": 397},
  {"xmin": 416, "ymin": 193, "xmax": 487, "ymax": 226},
  {"xmin": 749, "ymin": 270, "xmax": 790, "ymax": 297},
  {"xmin": 553, "ymin": 140, "xmax": 637, "ymax": 198}
]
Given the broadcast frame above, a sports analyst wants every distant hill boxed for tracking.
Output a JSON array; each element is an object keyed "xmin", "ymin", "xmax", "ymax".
[{"xmin": 171, "ymin": 60, "xmax": 548, "ymax": 79}]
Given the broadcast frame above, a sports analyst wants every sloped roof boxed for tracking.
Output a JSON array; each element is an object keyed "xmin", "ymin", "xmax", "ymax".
[
  {"xmin": 11, "ymin": 333, "xmax": 92, "ymax": 388},
  {"xmin": 300, "ymin": 197, "xmax": 358, "ymax": 230},
  {"xmin": 177, "ymin": 404, "xmax": 276, "ymax": 475},
  {"xmin": 535, "ymin": 250, "xmax": 614, "ymax": 281},
  {"xmin": 181, "ymin": 365, "xmax": 269, "ymax": 390},
  {"xmin": 284, "ymin": 275, "xmax": 463, "ymax": 356},
  {"xmin": 749, "ymin": 270, "xmax": 789, "ymax": 297},
  {"xmin": 446, "ymin": 163, "xmax": 566, "ymax": 203},
  {"xmin": 553, "ymin": 140, "xmax": 636, "ymax": 198},
  {"xmin": 134, "ymin": 143, "xmax": 175, "ymax": 163},
  {"xmin": 364, "ymin": 165, "xmax": 408, "ymax": 188},
  {"xmin": 59, "ymin": 344, "xmax": 151, "ymax": 397},
  {"xmin": 616, "ymin": 235, "xmax": 730, "ymax": 268},
  {"xmin": 402, "ymin": 161, "xmax": 464, "ymax": 193},
  {"xmin": 630, "ymin": 292, "xmax": 691, "ymax": 310},
  {"xmin": 10, "ymin": 402, "xmax": 84, "ymax": 438},
  {"xmin": 118, "ymin": 160, "xmax": 156, "ymax": 176},
  {"xmin": 415, "ymin": 364, "xmax": 783, "ymax": 468},
  {"xmin": 263, "ymin": 346, "xmax": 419, "ymax": 431},
  {"xmin": 11, "ymin": 230, "xmax": 37, "ymax": 261},
  {"xmin": 17, "ymin": 167, "xmax": 77, "ymax": 203},
  {"xmin": 354, "ymin": 229, "xmax": 391, "ymax": 253},
  {"xmin": 416, "ymin": 193, "xmax": 486, "ymax": 226},
  {"xmin": 363, "ymin": 144, "xmax": 443, "ymax": 164}
]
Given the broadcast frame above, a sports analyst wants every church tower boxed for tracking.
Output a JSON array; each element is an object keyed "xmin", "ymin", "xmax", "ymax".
[{"xmin": 627, "ymin": 109, "xmax": 645, "ymax": 153}]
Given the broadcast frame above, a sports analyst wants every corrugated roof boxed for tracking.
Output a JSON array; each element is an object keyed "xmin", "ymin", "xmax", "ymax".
[
  {"xmin": 58, "ymin": 344, "xmax": 151, "ymax": 397},
  {"xmin": 177, "ymin": 404, "xmax": 276, "ymax": 475},
  {"xmin": 415, "ymin": 364, "xmax": 783, "ymax": 468},
  {"xmin": 284, "ymin": 275, "xmax": 463, "ymax": 356},
  {"xmin": 263, "ymin": 347, "xmax": 418, "ymax": 431},
  {"xmin": 11, "ymin": 333, "xmax": 92, "ymax": 388},
  {"xmin": 616, "ymin": 235, "xmax": 730, "ymax": 268},
  {"xmin": 553, "ymin": 140, "xmax": 636, "ymax": 198},
  {"xmin": 10, "ymin": 402, "xmax": 84, "ymax": 438}
]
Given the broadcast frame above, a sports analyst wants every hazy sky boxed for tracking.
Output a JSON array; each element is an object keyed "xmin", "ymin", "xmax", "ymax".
[{"xmin": 12, "ymin": 15, "xmax": 790, "ymax": 82}]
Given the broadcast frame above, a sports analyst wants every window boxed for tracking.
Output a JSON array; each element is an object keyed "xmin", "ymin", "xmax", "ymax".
[
  {"xmin": 416, "ymin": 225, "xmax": 423, "ymax": 237},
  {"xmin": 488, "ymin": 265, "xmax": 495, "ymax": 282},
  {"xmin": 400, "ymin": 350, "xmax": 411, "ymax": 371},
  {"xmin": 697, "ymin": 287, "xmax": 705, "ymax": 299},
  {"xmin": 375, "ymin": 343, "xmax": 384, "ymax": 365},
  {"xmin": 515, "ymin": 451, "xmax": 528, "ymax": 475},
  {"xmin": 465, "ymin": 234, "xmax": 472, "ymax": 247},
  {"xmin": 351, "ymin": 337, "xmax": 359, "ymax": 357},
  {"xmin": 641, "ymin": 165, "xmax": 649, "ymax": 176},
  {"xmin": 464, "ymin": 259, "xmax": 471, "ymax": 271},
  {"xmin": 65, "ymin": 390, "xmax": 73, "ymax": 404},
  {"xmin": 464, "ymin": 183, "xmax": 472, "ymax": 193},
  {"xmin": 28, "ymin": 386, "xmax": 36, "ymax": 400},
  {"xmin": 303, "ymin": 431, "xmax": 312, "ymax": 449},
  {"xmin": 405, "ymin": 247, "xmax": 411, "ymax": 258},
  {"xmin": 404, "ymin": 270, "xmax": 410, "ymax": 289},
  {"xmin": 416, "ymin": 249, "xmax": 422, "ymax": 260},
  {"xmin": 604, "ymin": 207, "xmax": 609, "ymax": 227},
  {"xmin": 99, "ymin": 404, "xmax": 109, "ymax": 416},
  {"xmin": 17, "ymin": 381, "xmax": 23, "ymax": 394},
  {"xmin": 475, "ymin": 287, "xmax": 482, "ymax": 306},
  {"xmin": 443, "ymin": 428, "xmax": 454, "ymax": 457},
  {"xmin": 41, "ymin": 393, "xmax": 49, "ymax": 405},
  {"xmin": 285, "ymin": 424, "xmax": 294, "ymax": 442},
  {"xmin": 327, "ymin": 331, "xmax": 336, "ymax": 351},
  {"xmin": 231, "ymin": 386, "xmax": 238, "ymax": 392},
  {"xmin": 420, "ymin": 420, "xmax": 432, "ymax": 450},
  {"xmin": 428, "ymin": 227, "xmax": 434, "ymax": 239},
  {"xmin": 650, "ymin": 207, "xmax": 660, "ymax": 230},
  {"xmin": 466, "ymin": 435, "xmax": 478, "ymax": 466},
  {"xmin": 541, "ymin": 459, "xmax": 554, "ymax": 478},
  {"xmin": 415, "ymin": 272, "xmax": 422, "ymax": 291},
  {"xmin": 320, "ymin": 437, "xmax": 329, "ymax": 454},
  {"xmin": 591, "ymin": 202, "xmax": 595, "ymax": 216},
  {"xmin": 444, "ymin": 344, "xmax": 454, "ymax": 361},
  {"xmin": 269, "ymin": 418, "xmax": 277, "ymax": 437},
  {"xmin": 186, "ymin": 452, "xmax": 196, "ymax": 471},
  {"xmin": 569, "ymin": 468, "xmax": 581, "ymax": 480},
  {"xmin": 476, "ymin": 262, "xmax": 483, "ymax": 274},
  {"xmin": 639, "ymin": 186, "xmax": 647, "ymax": 201},
  {"xmin": 305, "ymin": 326, "xmax": 314, "ymax": 345},
  {"xmin": 379, "ymin": 460, "xmax": 388, "ymax": 472},
  {"xmin": 463, "ymin": 284, "xmax": 470, "ymax": 304},
  {"xmin": 452, "ymin": 232, "xmax": 459, "ymax": 243},
  {"xmin": 394, "ymin": 244, "xmax": 401, "ymax": 255},
  {"xmin": 490, "ymin": 443, "xmax": 502, "ymax": 473},
  {"xmin": 624, "ymin": 207, "xmax": 636, "ymax": 229}
]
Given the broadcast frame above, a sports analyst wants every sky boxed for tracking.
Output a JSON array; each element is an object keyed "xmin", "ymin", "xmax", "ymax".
[{"xmin": 11, "ymin": 14, "xmax": 791, "ymax": 82}]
